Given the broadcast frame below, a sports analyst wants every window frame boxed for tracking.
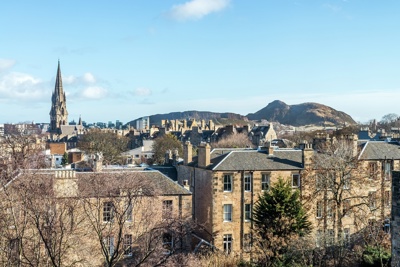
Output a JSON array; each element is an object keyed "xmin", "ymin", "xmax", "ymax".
[
  {"xmin": 327, "ymin": 229, "xmax": 335, "ymax": 246},
  {"xmin": 292, "ymin": 174, "xmax": 300, "ymax": 188},
  {"xmin": 327, "ymin": 200, "xmax": 335, "ymax": 218},
  {"xmin": 384, "ymin": 161, "xmax": 392, "ymax": 180},
  {"xmin": 125, "ymin": 201, "xmax": 133, "ymax": 222},
  {"xmin": 244, "ymin": 173, "xmax": 252, "ymax": 192},
  {"xmin": 316, "ymin": 200, "xmax": 323, "ymax": 218},
  {"xmin": 384, "ymin": 190, "xmax": 391, "ymax": 207},
  {"xmin": 316, "ymin": 230, "xmax": 323, "ymax": 248},
  {"xmin": 103, "ymin": 201, "xmax": 114, "ymax": 222},
  {"xmin": 223, "ymin": 174, "xmax": 233, "ymax": 192},
  {"xmin": 123, "ymin": 234, "xmax": 133, "ymax": 257},
  {"xmin": 104, "ymin": 236, "xmax": 115, "ymax": 257},
  {"xmin": 244, "ymin": 204, "xmax": 251, "ymax": 221},
  {"xmin": 369, "ymin": 162, "xmax": 378, "ymax": 180},
  {"xmin": 162, "ymin": 200, "xmax": 173, "ymax": 219},
  {"xmin": 223, "ymin": 234, "xmax": 232, "ymax": 254},
  {"xmin": 243, "ymin": 233, "xmax": 252, "ymax": 252},
  {"xmin": 261, "ymin": 173, "xmax": 270, "ymax": 191},
  {"xmin": 343, "ymin": 228, "xmax": 350, "ymax": 247},
  {"xmin": 223, "ymin": 204, "xmax": 232, "ymax": 222},
  {"xmin": 369, "ymin": 191, "xmax": 377, "ymax": 210}
]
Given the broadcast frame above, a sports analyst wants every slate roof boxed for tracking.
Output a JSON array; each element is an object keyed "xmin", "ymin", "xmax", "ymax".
[
  {"xmin": 210, "ymin": 149, "xmax": 303, "ymax": 171},
  {"xmin": 358, "ymin": 141, "xmax": 400, "ymax": 160},
  {"xmin": 60, "ymin": 125, "xmax": 84, "ymax": 136},
  {"xmin": 12, "ymin": 169, "xmax": 190, "ymax": 197},
  {"xmin": 187, "ymin": 148, "xmax": 303, "ymax": 171},
  {"xmin": 77, "ymin": 170, "xmax": 190, "ymax": 196}
]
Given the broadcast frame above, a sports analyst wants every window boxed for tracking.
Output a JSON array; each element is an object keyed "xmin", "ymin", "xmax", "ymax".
[
  {"xmin": 327, "ymin": 229, "xmax": 335, "ymax": 246},
  {"xmin": 223, "ymin": 204, "xmax": 232, "ymax": 222},
  {"xmin": 316, "ymin": 175, "xmax": 323, "ymax": 190},
  {"xmin": 369, "ymin": 191, "xmax": 377, "ymax": 210},
  {"xmin": 243, "ymin": 233, "xmax": 252, "ymax": 252},
  {"xmin": 262, "ymin": 174, "xmax": 270, "ymax": 191},
  {"xmin": 124, "ymin": 234, "xmax": 132, "ymax": 256},
  {"xmin": 223, "ymin": 234, "xmax": 232, "ymax": 254},
  {"xmin": 316, "ymin": 230, "xmax": 323, "ymax": 248},
  {"xmin": 343, "ymin": 199, "xmax": 351, "ymax": 217},
  {"xmin": 104, "ymin": 236, "xmax": 115, "ymax": 256},
  {"xmin": 103, "ymin": 202, "xmax": 114, "ymax": 222},
  {"xmin": 327, "ymin": 200, "xmax": 335, "ymax": 218},
  {"xmin": 344, "ymin": 228, "xmax": 350, "ymax": 247},
  {"xmin": 292, "ymin": 174, "xmax": 300, "ymax": 188},
  {"xmin": 343, "ymin": 176, "xmax": 350, "ymax": 190},
  {"xmin": 384, "ymin": 191, "xmax": 391, "ymax": 207},
  {"xmin": 9, "ymin": 238, "xmax": 20, "ymax": 264},
  {"xmin": 369, "ymin": 162, "xmax": 377, "ymax": 180},
  {"xmin": 244, "ymin": 173, "xmax": 252, "ymax": 191},
  {"xmin": 385, "ymin": 162, "xmax": 392, "ymax": 180},
  {"xmin": 244, "ymin": 204, "xmax": 251, "ymax": 221},
  {"xmin": 224, "ymin": 174, "xmax": 232, "ymax": 192},
  {"xmin": 316, "ymin": 201, "xmax": 323, "ymax": 218},
  {"xmin": 162, "ymin": 200, "xmax": 173, "ymax": 219},
  {"xmin": 162, "ymin": 233, "xmax": 174, "ymax": 255},
  {"xmin": 384, "ymin": 219, "xmax": 391, "ymax": 233},
  {"xmin": 126, "ymin": 201, "xmax": 133, "ymax": 222}
]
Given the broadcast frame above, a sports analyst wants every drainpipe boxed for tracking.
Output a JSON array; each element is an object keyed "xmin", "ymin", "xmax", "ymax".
[{"xmin": 240, "ymin": 170, "xmax": 244, "ymax": 257}]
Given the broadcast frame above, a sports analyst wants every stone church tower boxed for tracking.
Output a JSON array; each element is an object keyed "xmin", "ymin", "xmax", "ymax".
[{"xmin": 49, "ymin": 61, "xmax": 68, "ymax": 133}]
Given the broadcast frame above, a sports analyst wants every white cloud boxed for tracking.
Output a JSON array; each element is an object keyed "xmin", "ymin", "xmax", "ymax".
[
  {"xmin": 83, "ymin": 72, "xmax": 96, "ymax": 83},
  {"xmin": 63, "ymin": 72, "xmax": 96, "ymax": 85},
  {"xmin": 63, "ymin": 75, "xmax": 77, "ymax": 84},
  {"xmin": 0, "ymin": 72, "xmax": 47, "ymax": 101},
  {"xmin": 0, "ymin": 59, "xmax": 16, "ymax": 72},
  {"xmin": 133, "ymin": 87, "xmax": 152, "ymax": 96},
  {"xmin": 80, "ymin": 86, "xmax": 108, "ymax": 99},
  {"xmin": 169, "ymin": 0, "xmax": 230, "ymax": 21}
]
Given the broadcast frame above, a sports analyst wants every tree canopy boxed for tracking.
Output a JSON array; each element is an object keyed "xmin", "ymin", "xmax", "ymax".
[
  {"xmin": 252, "ymin": 177, "xmax": 312, "ymax": 266},
  {"xmin": 77, "ymin": 129, "xmax": 129, "ymax": 165},
  {"xmin": 212, "ymin": 133, "xmax": 254, "ymax": 148},
  {"xmin": 152, "ymin": 134, "xmax": 183, "ymax": 165}
]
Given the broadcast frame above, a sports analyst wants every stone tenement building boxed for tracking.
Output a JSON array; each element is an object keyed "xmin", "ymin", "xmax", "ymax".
[
  {"xmin": 0, "ymin": 168, "xmax": 192, "ymax": 266},
  {"xmin": 177, "ymin": 135, "xmax": 400, "ymax": 259}
]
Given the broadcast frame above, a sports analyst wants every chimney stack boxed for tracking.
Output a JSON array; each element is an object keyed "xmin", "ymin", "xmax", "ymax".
[
  {"xmin": 184, "ymin": 141, "xmax": 193, "ymax": 165},
  {"xmin": 198, "ymin": 142, "xmax": 211, "ymax": 168}
]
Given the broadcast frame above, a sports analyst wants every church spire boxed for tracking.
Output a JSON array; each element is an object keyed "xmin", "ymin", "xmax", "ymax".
[
  {"xmin": 55, "ymin": 60, "xmax": 64, "ymax": 99},
  {"xmin": 49, "ymin": 60, "xmax": 68, "ymax": 132}
]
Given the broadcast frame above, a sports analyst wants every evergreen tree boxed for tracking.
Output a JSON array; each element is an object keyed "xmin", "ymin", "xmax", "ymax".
[
  {"xmin": 61, "ymin": 152, "xmax": 68, "ymax": 166},
  {"xmin": 252, "ymin": 177, "xmax": 312, "ymax": 266}
]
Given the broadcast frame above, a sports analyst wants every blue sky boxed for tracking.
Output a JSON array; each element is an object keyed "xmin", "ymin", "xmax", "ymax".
[{"xmin": 1, "ymin": 0, "xmax": 399, "ymax": 124}]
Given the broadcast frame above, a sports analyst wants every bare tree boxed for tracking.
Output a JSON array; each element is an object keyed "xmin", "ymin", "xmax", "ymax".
[
  {"xmin": 0, "ymin": 171, "xmax": 86, "ymax": 267},
  {"xmin": 211, "ymin": 132, "xmax": 253, "ymax": 148},
  {"xmin": 0, "ymin": 134, "xmax": 46, "ymax": 181},
  {"xmin": 77, "ymin": 129, "xmax": 129, "ymax": 165},
  {"xmin": 303, "ymin": 138, "xmax": 382, "ymax": 266},
  {"xmin": 79, "ymin": 172, "xmax": 191, "ymax": 267}
]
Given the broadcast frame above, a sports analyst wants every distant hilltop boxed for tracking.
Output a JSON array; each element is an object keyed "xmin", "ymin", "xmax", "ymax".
[
  {"xmin": 127, "ymin": 100, "xmax": 356, "ymax": 127},
  {"xmin": 247, "ymin": 100, "xmax": 356, "ymax": 126}
]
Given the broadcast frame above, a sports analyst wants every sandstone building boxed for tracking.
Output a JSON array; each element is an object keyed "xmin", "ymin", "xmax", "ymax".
[{"xmin": 0, "ymin": 168, "xmax": 192, "ymax": 266}]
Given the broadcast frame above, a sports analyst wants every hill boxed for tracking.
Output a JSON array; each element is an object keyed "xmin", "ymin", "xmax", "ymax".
[
  {"xmin": 126, "ymin": 100, "xmax": 356, "ymax": 128},
  {"xmin": 246, "ymin": 100, "xmax": 356, "ymax": 126},
  {"xmin": 127, "ymin": 111, "xmax": 249, "ymax": 127}
]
